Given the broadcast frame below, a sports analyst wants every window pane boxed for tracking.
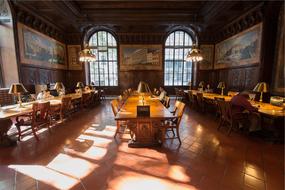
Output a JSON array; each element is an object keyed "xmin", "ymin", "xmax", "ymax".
[
  {"xmin": 164, "ymin": 31, "xmax": 193, "ymax": 86},
  {"xmin": 88, "ymin": 31, "xmax": 118, "ymax": 86}
]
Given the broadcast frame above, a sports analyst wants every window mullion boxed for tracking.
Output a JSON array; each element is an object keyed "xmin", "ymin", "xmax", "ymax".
[
  {"xmin": 106, "ymin": 32, "xmax": 110, "ymax": 86},
  {"xmin": 172, "ymin": 32, "xmax": 176, "ymax": 86},
  {"xmin": 182, "ymin": 32, "xmax": 185, "ymax": 86}
]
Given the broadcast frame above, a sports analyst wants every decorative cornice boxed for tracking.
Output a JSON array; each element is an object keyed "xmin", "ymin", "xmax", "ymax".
[
  {"xmin": 213, "ymin": 2, "xmax": 264, "ymax": 43},
  {"xmin": 16, "ymin": 9, "xmax": 65, "ymax": 42}
]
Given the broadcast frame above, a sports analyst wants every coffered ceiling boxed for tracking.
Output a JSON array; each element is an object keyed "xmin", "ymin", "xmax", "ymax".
[{"xmin": 11, "ymin": 0, "xmax": 261, "ymax": 33}]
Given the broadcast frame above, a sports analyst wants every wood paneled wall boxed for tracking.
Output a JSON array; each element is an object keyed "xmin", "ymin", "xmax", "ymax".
[
  {"xmin": 11, "ymin": 2, "xmax": 282, "ymax": 96},
  {"xmin": 198, "ymin": 2, "xmax": 282, "ymax": 96}
]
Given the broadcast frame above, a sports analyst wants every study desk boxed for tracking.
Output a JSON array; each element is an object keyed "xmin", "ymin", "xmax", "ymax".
[
  {"xmin": 0, "ymin": 91, "xmax": 96, "ymax": 144},
  {"xmin": 184, "ymin": 90, "xmax": 285, "ymax": 117},
  {"xmin": 115, "ymin": 95, "xmax": 175, "ymax": 147}
]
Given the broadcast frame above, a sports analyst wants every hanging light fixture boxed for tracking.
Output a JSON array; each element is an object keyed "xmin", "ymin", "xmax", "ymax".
[
  {"xmin": 186, "ymin": 45, "xmax": 203, "ymax": 62},
  {"xmin": 78, "ymin": 47, "xmax": 96, "ymax": 62}
]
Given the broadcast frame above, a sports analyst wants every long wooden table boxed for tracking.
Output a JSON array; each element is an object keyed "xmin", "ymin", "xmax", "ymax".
[
  {"xmin": 0, "ymin": 91, "xmax": 97, "ymax": 145},
  {"xmin": 115, "ymin": 95, "xmax": 175, "ymax": 147},
  {"xmin": 184, "ymin": 90, "xmax": 285, "ymax": 117}
]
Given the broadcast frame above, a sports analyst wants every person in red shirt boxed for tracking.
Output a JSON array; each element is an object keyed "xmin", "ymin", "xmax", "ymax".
[{"xmin": 231, "ymin": 91, "xmax": 261, "ymax": 133}]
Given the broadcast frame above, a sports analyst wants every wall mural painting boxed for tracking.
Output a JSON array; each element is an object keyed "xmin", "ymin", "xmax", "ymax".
[
  {"xmin": 272, "ymin": 8, "xmax": 284, "ymax": 95},
  {"xmin": 215, "ymin": 23, "xmax": 262, "ymax": 69},
  {"xmin": 120, "ymin": 45, "xmax": 162, "ymax": 71},
  {"xmin": 18, "ymin": 23, "xmax": 67, "ymax": 69},
  {"xmin": 199, "ymin": 45, "xmax": 214, "ymax": 70}
]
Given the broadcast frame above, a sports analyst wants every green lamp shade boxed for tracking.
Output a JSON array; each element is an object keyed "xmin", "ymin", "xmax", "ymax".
[
  {"xmin": 198, "ymin": 81, "xmax": 205, "ymax": 87},
  {"xmin": 137, "ymin": 81, "xmax": 151, "ymax": 94},
  {"xmin": 76, "ymin": 82, "xmax": 84, "ymax": 88},
  {"xmin": 8, "ymin": 83, "xmax": 28, "ymax": 94},
  {"xmin": 217, "ymin": 82, "xmax": 225, "ymax": 89},
  {"xmin": 253, "ymin": 82, "xmax": 269, "ymax": 93},
  {"xmin": 54, "ymin": 82, "xmax": 65, "ymax": 91}
]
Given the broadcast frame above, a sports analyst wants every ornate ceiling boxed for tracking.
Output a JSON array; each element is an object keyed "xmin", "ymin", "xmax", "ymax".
[{"xmin": 11, "ymin": 0, "xmax": 261, "ymax": 34}]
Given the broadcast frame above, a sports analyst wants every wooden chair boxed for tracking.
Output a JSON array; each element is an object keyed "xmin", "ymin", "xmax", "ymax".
[
  {"xmin": 50, "ymin": 96, "xmax": 72, "ymax": 124},
  {"xmin": 100, "ymin": 89, "xmax": 106, "ymax": 100},
  {"xmin": 170, "ymin": 100, "xmax": 182, "ymax": 115},
  {"xmin": 111, "ymin": 99, "xmax": 134, "ymax": 139},
  {"xmin": 81, "ymin": 93, "xmax": 91, "ymax": 108},
  {"xmin": 163, "ymin": 96, "xmax": 170, "ymax": 108},
  {"xmin": 188, "ymin": 90, "xmax": 195, "ymax": 107},
  {"xmin": 160, "ymin": 101, "xmax": 185, "ymax": 144},
  {"xmin": 216, "ymin": 99, "xmax": 248, "ymax": 135},
  {"xmin": 196, "ymin": 92, "xmax": 205, "ymax": 112},
  {"xmin": 60, "ymin": 97, "xmax": 72, "ymax": 121},
  {"xmin": 174, "ymin": 88, "xmax": 184, "ymax": 101},
  {"xmin": 15, "ymin": 102, "xmax": 50, "ymax": 141},
  {"xmin": 214, "ymin": 97, "xmax": 225, "ymax": 118}
]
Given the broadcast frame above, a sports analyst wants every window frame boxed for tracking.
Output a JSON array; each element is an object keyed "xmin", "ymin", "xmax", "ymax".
[
  {"xmin": 164, "ymin": 30, "xmax": 194, "ymax": 86},
  {"xmin": 87, "ymin": 30, "xmax": 118, "ymax": 87}
]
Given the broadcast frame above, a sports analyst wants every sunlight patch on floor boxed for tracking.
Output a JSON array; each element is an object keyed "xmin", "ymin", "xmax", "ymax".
[
  {"xmin": 168, "ymin": 165, "xmax": 190, "ymax": 183},
  {"xmin": 9, "ymin": 165, "xmax": 79, "ymax": 190},
  {"xmin": 64, "ymin": 146, "xmax": 107, "ymax": 161},
  {"xmin": 47, "ymin": 153, "xmax": 97, "ymax": 179},
  {"xmin": 107, "ymin": 171, "xmax": 198, "ymax": 190}
]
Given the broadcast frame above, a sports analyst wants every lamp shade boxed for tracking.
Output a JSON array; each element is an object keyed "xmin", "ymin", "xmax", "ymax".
[
  {"xmin": 198, "ymin": 81, "xmax": 205, "ymax": 87},
  {"xmin": 137, "ymin": 81, "xmax": 151, "ymax": 94},
  {"xmin": 253, "ymin": 82, "xmax": 269, "ymax": 93},
  {"xmin": 54, "ymin": 82, "xmax": 65, "ymax": 91},
  {"xmin": 186, "ymin": 46, "xmax": 203, "ymax": 62},
  {"xmin": 9, "ymin": 83, "xmax": 28, "ymax": 94},
  {"xmin": 217, "ymin": 82, "xmax": 225, "ymax": 89},
  {"xmin": 79, "ymin": 48, "xmax": 96, "ymax": 62},
  {"xmin": 76, "ymin": 82, "xmax": 84, "ymax": 89}
]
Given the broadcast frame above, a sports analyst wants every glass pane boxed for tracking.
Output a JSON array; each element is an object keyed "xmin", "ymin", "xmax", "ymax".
[
  {"xmin": 184, "ymin": 33, "xmax": 193, "ymax": 46},
  {"xmin": 164, "ymin": 31, "xmax": 194, "ymax": 86},
  {"xmin": 89, "ymin": 34, "xmax": 97, "ymax": 47}
]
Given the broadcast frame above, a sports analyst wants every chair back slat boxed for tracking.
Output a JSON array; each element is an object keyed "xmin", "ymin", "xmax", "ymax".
[
  {"xmin": 164, "ymin": 96, "xmax": 170, "ymax": 108},
  {"xmin": 32, "ymin": 102, "xmax": 50, "ymax": 124},
  {"xmin": 111, "ymin": 99, "xmax": 119, "ymax": 116},
  {"xmin": 176, "ymin": 101, "xmax": 186, "ymax": 127},
  {"xmin": 61, "ymin": 96, "xmax": 72, "ymax": 113}
]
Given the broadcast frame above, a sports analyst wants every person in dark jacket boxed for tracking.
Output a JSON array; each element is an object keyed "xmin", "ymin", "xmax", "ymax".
[{"xmin": 231, "ymin": 91, "xmax": 261, "ymax": 132}]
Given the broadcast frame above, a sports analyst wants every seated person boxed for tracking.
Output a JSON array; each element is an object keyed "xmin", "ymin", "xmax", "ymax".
[
  {"xmin": 37, "ymin": 90, "xmax": 54, "ymax": 100},
  {"xmin": 85, "ymin": 85, "xmax": 91, "ymax": 91},
  {"xmin": 231, "ymin": 91, "xmax": 261, "ymax": 133},
  {"xmin": 152, "ymin": 87, "xmax": 167, "ymax": 103},
  {"xmin": 204, "ymin": 84, "xmax": 213, "ymax": 93}
]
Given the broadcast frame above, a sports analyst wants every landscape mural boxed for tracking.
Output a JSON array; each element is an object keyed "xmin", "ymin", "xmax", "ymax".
[
  {"xmin": 199, "ymin": 45, "xmax": 214, "ymax": 70},
  {"xmin": 120, "ymin": 45, "xmax": 162, "ymax": 71},
  {"xmin": 215, "ymin": 23, "xmax": 262, "ymax": 69},
  {"xmin": 18, "ymin": 23, "xmax": 66, "ymax": 69}
]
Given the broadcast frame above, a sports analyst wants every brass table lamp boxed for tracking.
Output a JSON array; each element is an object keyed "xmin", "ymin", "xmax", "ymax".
[
  {"xmin": 253, "ymin": 82, "xmax": 269, "ymax": 102},
  {"xmin": 9, "ymin": 83, "xmax": 28, "ymax": 108},
  {"xmin": 137, "ymin": 81, "xmax": 151, "ymax": 105},
  {"xmin": 217, "ymin": 82, "xmax": 225, "ymax": 96},
  {"xmin": 76, "ymin": 82, "xmax": 85, "ymax": 89}
]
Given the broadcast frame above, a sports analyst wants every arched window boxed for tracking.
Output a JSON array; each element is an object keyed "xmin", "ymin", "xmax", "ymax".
[
  {"xmin": 88, "ymin": 31, "xmax": 118, "ymax": 86},
  {"xmin": 164, "ymin": 31, "xmax": 193, "ymax": 86}
]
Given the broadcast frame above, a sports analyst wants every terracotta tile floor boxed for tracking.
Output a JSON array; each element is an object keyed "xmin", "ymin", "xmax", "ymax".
[{"xmin": 0, "ymin": 100, "xmax": 284, "ymax": 190}]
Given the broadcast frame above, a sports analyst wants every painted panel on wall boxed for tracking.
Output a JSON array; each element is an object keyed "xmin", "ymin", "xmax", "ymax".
[
  {"xmin": 272, "ymin": 7, "xmax": 284, "ymax": 95},
  {"xmin": 199, "ymin": 45, "xmax": 214, "ymax": 70},
  {"xmin": 67, "ymin": 45, "xmax": 82, "ymax": 70},
  {"xmin": 215, "ymin": 23, "xmax": 262, "ymax": 69},
  {"xmin": 120, "ymin": 45, "xmax": 162, "ymax": 71},
  {"xmin": 18, "ymin": 22, "xmax": 67, "ymax": 69}
]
